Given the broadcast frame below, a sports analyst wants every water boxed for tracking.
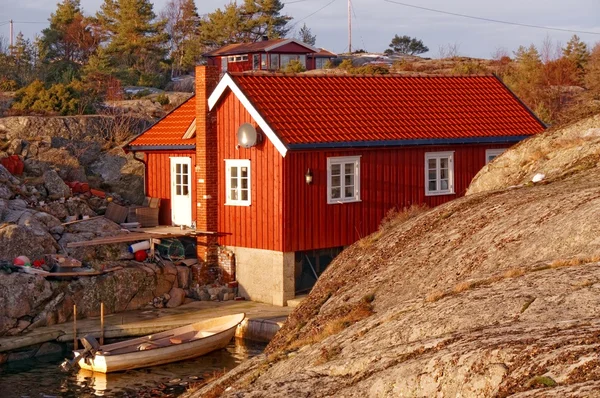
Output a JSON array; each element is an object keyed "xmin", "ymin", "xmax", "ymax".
[{"xmin": 0, "ymin": 339, "xmax": 265, "ymax": 397}]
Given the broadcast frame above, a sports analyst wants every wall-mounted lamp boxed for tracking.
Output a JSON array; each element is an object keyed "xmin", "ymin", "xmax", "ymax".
[{"xmin": 305, "ymin": 168, "xmax": 313, "ymax": 185}]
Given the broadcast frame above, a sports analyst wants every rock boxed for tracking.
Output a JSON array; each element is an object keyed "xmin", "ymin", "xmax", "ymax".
[
  {"xmin": 35, "ymin": 342, "xmax": 63, "ymax": 357},
  {"xmin": 0, "ymin": 316, "xmax": 16, "ymax": 335},
  {"xmin": 0, "ymin": 273, "xmax": 53, "ymax": 319},
  {"xmin": 0, "ymin": 223, "xmax": 57, "ymax": 260},
  {"xmin": 23, "ymin": 158, "xmax": 49, "ymax": 176},
  {"xmin": 7, "ymin": 139, "xmax": 22, "ymax": 155},
  {"xmin": 43, "ymin": 170, "xmax": 70, "ymax": 199},
  {"xmin": 154, "ymin": 275, "xmax": 174, "ymax": 297},
  {"xmin": 222, "ymin": 292, "xmax": 235, "ymax": 301},
  {"xmin": 166, "ymin": 288, "xmax": 185, "ymax": 308},
  {"xmin": 199, "ymin": 290, "xmax": 210, "ymax": 301},
  {"xmin": 0, "ymin": 183, "xmax": 11, "ymax": 199},
  {"xmin": 44, "ymin": 201, "xmax": 69, "ymax": 220},
  {"xmin": 0, "ymin": 164, "xmax": 20, "ymax": 185},
  {"xmin": 176, "ymin": 266, "xmax": 191, "ymax": 289},
  {"xmin": 7, "ymin": 349, "xmax": 37, "ymax": 362}
]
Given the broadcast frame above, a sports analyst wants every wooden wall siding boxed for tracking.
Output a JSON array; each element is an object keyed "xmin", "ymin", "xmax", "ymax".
[
  {"xmin": 283, "ymin": 144, "xmax": 509, "ymax": 252},
  {"xmin": 215, "ymin": 93, "xmax": 284, "ymax": 251},
  {"xmin": 146, "ymin": 151, "xmax": 197, "ymax": 226}
]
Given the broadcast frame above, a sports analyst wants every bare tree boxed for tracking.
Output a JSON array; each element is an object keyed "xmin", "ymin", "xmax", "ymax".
[{"xmin": 438, "ymin": 42, "xmax": 461, "ymax": 59}]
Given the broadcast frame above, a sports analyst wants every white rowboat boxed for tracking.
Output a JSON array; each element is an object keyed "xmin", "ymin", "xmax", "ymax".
[{"xmin": 74, "ymin": 313, "xmax": 245, "ymax": 373}]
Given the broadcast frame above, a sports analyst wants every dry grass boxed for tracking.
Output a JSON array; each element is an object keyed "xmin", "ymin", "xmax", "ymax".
[
  {"xmin": 379, "ymin": 204, "xmax": 429, "ymax": 231},
  {"xmin": 426, "ymin": 255, "xmax": 600, "ymax": 303},
  {"xmin": 503, "ymin": 268, "xmax": 526, "ymax": 278},
  {"xmin": 286, "ymin": 298, "xmax": 375, "ymax": 353},
  {"xmin": 520, "ymin": 297, "xmax": 536, "ymax": 313},
  {"xmin": 315, "ymin": 345, "xmax": 342, "ymax": 365},
  {"xmin": 189, "ymin": 369, "xmax": 228, "ymax": 398},
  {"xmin": 452, "ymin": 281, "xmax": 473, "ymax": 294}
]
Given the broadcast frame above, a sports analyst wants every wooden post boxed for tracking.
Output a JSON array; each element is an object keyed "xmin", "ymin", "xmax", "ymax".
[
  {"xmin": 100, "ymin": 302, "xmax": 105, "ymax": 345},
  {"xmin": 73, "ymin": 305, "xmax": 78, "ymax": 350}
]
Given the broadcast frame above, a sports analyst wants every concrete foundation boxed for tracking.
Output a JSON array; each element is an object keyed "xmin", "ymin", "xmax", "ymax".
[{"xmin": 226, "ymin": 246, "xmax": 295, "ymax": 306}]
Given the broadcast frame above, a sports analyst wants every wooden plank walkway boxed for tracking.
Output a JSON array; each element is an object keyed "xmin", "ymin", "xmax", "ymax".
[{"xmin": 0, "ymin": 301, "xmax": 292, "ymax": 353}]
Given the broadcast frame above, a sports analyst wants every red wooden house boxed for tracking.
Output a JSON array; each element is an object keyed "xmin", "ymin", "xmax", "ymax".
[
  {"xmin": 203, "ymin": 38, "xmax": 336, "ymax": 73},
  {"xmin": 126, "ymin": 66, "xmax": 545, "ymax": 306}
]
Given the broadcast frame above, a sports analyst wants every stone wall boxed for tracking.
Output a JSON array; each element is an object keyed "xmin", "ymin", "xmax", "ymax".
[
  {"xmin": 0, "ymin": 263, "xmax": 193, "ymax": 337},
  {"xmin": 226, "ymin": 246, "xmax": 295, "ymax": 306}
]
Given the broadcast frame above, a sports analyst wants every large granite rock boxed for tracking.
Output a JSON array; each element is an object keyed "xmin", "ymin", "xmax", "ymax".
[
  {"xmin": 191, "ymin": 114, "xmax": 600, "ymax": 398},
  {"xmin": 43, "ymin": 169, "xmax": 70, "ymax": 199},
  {"xmin": 0, "ymin": 224, "xmax": 57, "ymax": 260}
]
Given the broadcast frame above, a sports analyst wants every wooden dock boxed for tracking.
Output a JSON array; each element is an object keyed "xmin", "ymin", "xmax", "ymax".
[{"xmin": 0, "ymin": 301, "xmax": 292, "ymax": 355}]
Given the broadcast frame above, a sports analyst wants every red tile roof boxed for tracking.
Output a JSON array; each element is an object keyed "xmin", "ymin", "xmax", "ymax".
[
  {"xmin": 230, "ymin": 74, "xmax": 545, "ymax": 145},
  {"xmin": 203, "ymin": 39, "xmax": 317, "ymax": 56},
  {"xmin": 128, "ymin": 96, "xmax": 196, "ymax": 148}
]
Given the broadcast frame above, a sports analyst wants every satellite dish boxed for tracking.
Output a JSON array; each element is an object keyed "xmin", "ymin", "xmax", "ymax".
[{"xmin": 237, "ymin": 123, "xmax": 259, "ymax": 148}]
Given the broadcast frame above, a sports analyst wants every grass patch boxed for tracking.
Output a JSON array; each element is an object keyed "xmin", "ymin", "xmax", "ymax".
[
  {"xmin": 520, "ymin": 297, "xmax": 536, "ymax": 313},
  {"xmin": 379, "ymin": 204, "xmax": 429, "ymax": 231},
  {"xmin": 286, "ymin": 299, "xmax": 375, "ymax": 353},
  {"xmin": 526, "ymin": 375, "xmax": 557, "ymax": 388},
  {"xmin": 503, "ymin": 267, "xmax": 526, "ymax": 278},
  {"xmin": 315, "ymin": 345, "xmax": 342, "ymax": 365}
]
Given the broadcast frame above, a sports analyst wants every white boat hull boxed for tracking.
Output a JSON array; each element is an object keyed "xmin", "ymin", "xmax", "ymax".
[{"xmin": 74, "ymin": 313, "xmax": 245, "ymax": 373}]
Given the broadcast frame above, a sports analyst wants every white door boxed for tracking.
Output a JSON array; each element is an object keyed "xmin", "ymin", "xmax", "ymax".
[{"xmin": 170, "ymin": 157, "xmax": 192, "ymax": 226}]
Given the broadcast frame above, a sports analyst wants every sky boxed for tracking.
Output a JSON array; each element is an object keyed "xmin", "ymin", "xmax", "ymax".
[{"xmin": 0, "ymin": 0, "xmax": 599, "ymax": 59}]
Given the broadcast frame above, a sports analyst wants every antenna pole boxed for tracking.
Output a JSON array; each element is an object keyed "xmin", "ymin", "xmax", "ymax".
[
  {"xmin": 348, "ymin": 0, "xmax": 352, "ymax": 54},
  {"xmin": 9, "ymin": 19, "xmax": 13, "ymax": 49}
]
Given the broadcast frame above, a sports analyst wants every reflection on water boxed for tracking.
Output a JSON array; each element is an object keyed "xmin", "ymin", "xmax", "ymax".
[{"xmin": 0, "ymin": 338, "xmax": 265, "ymax": 397}]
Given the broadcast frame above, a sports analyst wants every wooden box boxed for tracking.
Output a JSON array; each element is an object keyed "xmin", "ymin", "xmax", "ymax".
[{"xmin": 134, "ymin": 207, "xmax": 159, "ymax": 227}]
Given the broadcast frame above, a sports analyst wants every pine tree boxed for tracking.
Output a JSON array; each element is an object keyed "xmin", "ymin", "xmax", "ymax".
[
  {"xmin": 95, "ymin": 0, "xmax": 169, "ymax": 87},
  {"xmin": 161, "ymin": 0, "xmax": 202, "ymax": 76},
  {"xmin": 240, "ymin": 0, "xmax": 291, "ymax": 41},
  {"xmin": 199, "ymin": 3, "xmax": 246, "ymax": 49},
  {"xmin": 6, "ymin": 33, "xmax": 37, "ymax": 86},
  {"xmin": 585, "ymin": 43, "xmax": 600, "ymax": 97},
  {"xmin": 563, "ymin": 35, "xmax": 590, "ymax": 84},
  {"xmin": 504, "ymin": 45, "xmax": 546, "ymax": 120},
  {"xmin": 297, "ymin": 23, "xmax": 316, "ymax": 46},
  {"xmin": 388, "ymin": 35, "xmax": 428, "ymax": 55},
  {"xmin": 40, "ymin": 0, "xmax": 98, "ymax": 84}
]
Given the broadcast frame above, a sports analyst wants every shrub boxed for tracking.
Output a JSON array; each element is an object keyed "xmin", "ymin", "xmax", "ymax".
[
  {"xmin": 155, "ymin": 93, "xmax": 170, "ymax": 105},
  {"xmin": 11, "ymin": 80, "xmax": 90, "ymax": 115},
  {"xmin": 283, "ymin": 59, "xmax": 306, "ymax": 73},
  {"xmin": 0, "ymin": 78, "xmax": 19, "ymax": 92}
]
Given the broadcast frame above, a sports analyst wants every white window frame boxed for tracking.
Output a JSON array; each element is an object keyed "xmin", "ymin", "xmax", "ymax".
[
  {"xmin": 225, "ymin": 159, "xmax": 251, "ymax": 206},
  {"xmin": 485, "ymin": 148, "xmax": 505, "ymax": 164},
  {"xmin": 425, "ymin": 151, "xmax": 455, "ymax": 196},
  {"xmin": 227, "ymin": 54, "xmax": 248, "ymax": 63},
  {"xmin": 327, "ymin": 156, "xmax": 361, "ymax": 204}
]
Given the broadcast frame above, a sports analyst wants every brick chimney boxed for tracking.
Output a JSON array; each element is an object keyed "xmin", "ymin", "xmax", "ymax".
[{"xmin": 195, "ymin": 65, "xmax": 220, "ymax": 270}]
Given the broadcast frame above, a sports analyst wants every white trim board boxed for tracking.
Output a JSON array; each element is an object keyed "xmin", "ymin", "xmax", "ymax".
[
  {"xmin": 264, "ymin": 38, "xmax": 319, "ymax": 53},
  {"xmin": 208, "ymin": 73, "xmax": 288, "ymax": 157}
]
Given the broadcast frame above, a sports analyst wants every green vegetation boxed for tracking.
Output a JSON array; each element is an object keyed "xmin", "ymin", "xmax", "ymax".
[
  {"xmin": 283, "ymin": 59, "xmax": 306, "ymax": 73},
  {"xmin": 387, "ymin": 34, "xmax": 429, "ymax": 55}
]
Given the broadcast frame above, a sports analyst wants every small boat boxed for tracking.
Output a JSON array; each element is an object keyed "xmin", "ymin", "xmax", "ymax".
[{"xmin": 73, "ymin": 313, "xmax": 245, "ymax": 373}]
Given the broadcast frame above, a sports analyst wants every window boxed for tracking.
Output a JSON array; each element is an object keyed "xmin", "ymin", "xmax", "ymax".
[
  {"xmin": 280, "ymin": 54, "xmax": 307, "ymax": 69},
  {"xmin": 253, "ymin": 54, "xmax": 260, "ymax": 70},
  {"xmin": 227, "ymin": 54, "xmax": 248, "ymax": 62},
  {"xmin": 270, "ymin": 54, "xmax": 280, "ymax": 70},
  {"xmin": 327, "ymin": 156, "xmax": 361, "ymax": 204},
  {"xmin": 261, "ymin": 54, "xmax": 268, "ymax": 69},
  {"xmin": 425, "ymin": 152, "xmax": 454, "ymax": 196},
  {"xmin": 225, "ymin": 159, "xmax": 251, "ymax": 206},
  {"xmin": 316, "ymin": 58, "xmax": 328, "ymax": 69},
  {"xmin": 486, "ymin": 148, "xmax": 505, "ymax": 164}
]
